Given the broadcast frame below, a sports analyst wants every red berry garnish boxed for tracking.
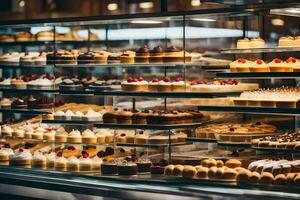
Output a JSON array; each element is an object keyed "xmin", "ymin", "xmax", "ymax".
[
  {"xmin": 57, "ymin": 152, "xmax": 63, "ymax": 157},
  {"xmin": 198, "ymin": 80, "xmax": 206, "ymax": 84},
  {"xmin": 120, "ymin": 133, "xmax": 126, "ymax": 137},
  {"xmin": 237, "ymin": 58, "xmax": 246, "ymax": 63},
  {"xmin": 190, "ymin": 81, "xmax": 197, "ymax": 85},
  {"xmin": 175, "ymin": 77, "xmax": 183, "ymax": 82},
  {"xmin": 127, "ymin": 77, "xmax": 133, "ymax": 82},
  {"xmin": 274, "ymin": 58, "xmax": 282, "ymax": 63},
  {"xmin": 163, "ymin": 77, "xmax": 170, "ymax": 82},
  {"xmin": 152, "ymin": 78, "xmax": 159, "ymax": 83},
  {"xmin": 287, "ymin": 57, "xmax": 296, "ymax": 63},
  {"xmin": 77, "ymin": 155, "xmax": 81, "ymax": 159},
  {"xmin": 138, "ymin": 77, "xmax": 144, "ymax": 81},
  {"xmin": 133, "ymin": 78, "xmax": 139, "ymax": 82},
  {"xmin": 82, "ymin": 152, "xmax": 89, "ymax": 158},
  {"xmin": 19, "ymin": 148, "xmax": 24, "ymax": 152},
  {"xmin": 256, "ymin": 59, "xmax": 263, "ymax": 64},
  {"xmin": 139, "ymin": 131, "xmax": 144, "ymax": 135}
]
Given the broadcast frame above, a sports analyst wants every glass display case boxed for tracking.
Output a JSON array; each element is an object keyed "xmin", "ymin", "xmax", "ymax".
[{"xmin": 0, "ymin": 1, "xmax": 300, "ymax": 199}]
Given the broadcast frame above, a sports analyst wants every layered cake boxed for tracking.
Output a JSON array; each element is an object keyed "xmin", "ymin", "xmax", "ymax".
[
  {"xmin": 163, "ymin": 46, "xmax": 191, "ymax": 63},
  {"xmin": 121, "ymin": 77, "xmax": 148, "ymax": 91},
  {"xmin": 149, "ymin": 46, "xmax": 164, "ymax": 63},
  {"xmin": 135, "ymin": 45, "xmax": 150, "ymax": 63},
  {"xmin": 9, "ymin": 148, "xmax": 32, "ymax": 166},
  {"xmin": 120, "ymin": 51, "xmax": 135, "ymax": 64}
]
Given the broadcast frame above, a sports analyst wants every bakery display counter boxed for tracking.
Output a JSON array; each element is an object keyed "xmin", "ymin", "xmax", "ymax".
[
  {"xmin": 217, "ymin": 72, "xmax": 300, "ymax": 79},
  {"xmin": 198, "ymin": 105, "xmax": 300, "ymax": 115}
]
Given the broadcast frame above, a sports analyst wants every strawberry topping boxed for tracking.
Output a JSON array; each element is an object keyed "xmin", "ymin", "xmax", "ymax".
[
  {"xmin": 256, "ymin": 59, "xmax": 263, "ymax": 64},
  {"xmin": 237, "ymin": 58, "xmax": 246, "ymax": 63},
  {"xmin": 152, "ymin": 78, "xmax": 159, "ymax": 83},
  {"xmin": 175, "ymin": 77, "xmax": 183, "ymax": 82},
  {"xmin": 127, "ymin": 77, "xmax": 133, "ymax": 82},
  {"xmin": 57, "ymin": 151, "xmax": 63, "ymax": 157},
  {"xmin": 274, "ymin": 58, "xmax": 282, "ymax": 63},
  {"xmin": 163, "ymin": 77, "xmax": 171, "ymax": 82},
  {"xmin": 138, "ymin": 77, "xmax": 144, "ymax": 81}
]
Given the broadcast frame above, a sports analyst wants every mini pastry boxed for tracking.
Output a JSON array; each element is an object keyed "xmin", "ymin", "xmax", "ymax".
[
  {"xmin": 164, "ymin": 164, "xmax": 175, "ymax": 176},
  {"xmin": 121, "ymin": 77, "xmax": 148, "ymax": 91},
  {"xmin": 286, "ymin": 57, "xmax": 300, "ymax": 72},
  {"xmin": 157, "ymin": 77, "xmax": 172, "ymax": 92},
  {"xmin": 136, "ymin": 158, "xmax": 152, "ymax": 172},
  {"xmin": 215, "ymin": 167, "xmax": 224, "ymax": 179},
  {"xmin": 120, "ymin": 51, "xmax": 135, "ymax": 63},
  {"xmin": 249, "ymin": 171, "xmax": 261, "ymax": 184},
  {"xmin": 132, "ymin": 110, "xmax": 148, "ymax": 124},
  {"xmin": 236, "ymin": 169, "xmax": 251, "ymax": 184},
  {"xmin": 117, "ymin": 161, "xmax": 138, "ymax": 175},
  {"xmin": 32, "ymin": 152, "xmax": 47, "ymax": 168},
  {"xmin": 79, "ymin": 151, "xmax": 93, "ymax": 171},
  {"xmin": 208, "ymin": 166, "xmax": 218, "ymax": 179},
  {"xmin": 107, "ymin": 53, "xmax": 121, "ymax": 64},
  {"xmin": 135, "ymin": 45, "xmax": 150, "ymax": 63},
  {"xmin": 101, "ymin": 161, "xmax": 118, "ymax": 174},
  {"xmin": 0, "ymin": 144, "xmax": 14, "ymax": 161},
  {"xmin": 55, "ymin": 152, "xmax": 67, "ymax": 170},
  {"xmin": 235, "ymin": 58, "xmax": 252, "ymax": 72},
  {"xmin": 63, "ymin": 146, "xmax": 79, "ymax": 158},
  {"xmin": 223, "ymin": 168, "xmax": 238, "ymax": 179},
  {"xmin": 237, "ymin": 38, "xmax": 250, "ymax": 49},
  {"xmin": 225, "ymin": 159, "xmax": 242, "ymax": 168},
  {"xmin": 249, "ymin": 59, "xmax": 269, "ymax": 72},
  {"xmin": 259, "ymin": 172, "xmax": 274, "ymax": 185},
  {"xmin": 55, "ymin": 128, "xmax": 68, "ymax": 142},
  {"xmin": 278, "ymin": 36, "xmax": 294, "ymax": 47},
  {"xmin": 67, "ymin": 155, "xmax": 79, "ymax": 171},
  {"xmin": 43, "ymin": 130, "xmax": 55, "ymax": 141},
  {"xmin": 182, "ymin": 165, "xmax": 197, "ymax": 179},
  {"xmin": 92, "ymin": 156, "xmax": 103, "ymax": 170},
  {"xmin": 9, "ymin": 148, "xmax": 32, "ymax": 166},
  {"xmin": 163, "ymin": 46, "xmax": 190, "ymax": 63},
  {"xmin": 67, "ymin": 129, "xmax": 82, "ymax": 143},
  {"xmin": 149, "ymin": 46, "xmax": 164, "ymax": 63},
  {"xmin": 171, "ymin": 77, "xmax": 186, "ymax": 92},
  {"xmin": 274, "ymin": 174, "xmax": 286, "ymax": 185},
  {"xmin": 134, "ymin": 130, "xmax": 149, "ymax": 144},
  {"xmin": 46, "ymin": 152, "xmax": 56, "ymax": 167},
  {"xmin": 116, "ymin": 133, "xmax": 127, "ymax": 143},
  {"xmin": 83, "ymin": 109, "xmax": 102, "ymax": 122},
  {"xmin": 12, "ymin": 129, "xmax": 24, "ymax": 138},
  {"xmin": 115, "ymin": 108, "xmax": 133, "ymax": 124},
  {"xmin": 196, "ymin": 166, "xmax": 209, "ymax": 178},
  {"xmin": 148, "ymin": 78, "xmax": 159, "ymax": 91},
  {"xmin": 268, "ymin": 58, "xmax": 285, "ymax": 72},
  {"xmin": 82, "ymin": 129, "xmax": 97, "ymax": 144},
  {"xmin": 250, "ymin": 38, "xmax": 265, "ymax": 48},
  {"xmin": 172, "ymin": 165, "xmax": 184, "ymax": 176}
]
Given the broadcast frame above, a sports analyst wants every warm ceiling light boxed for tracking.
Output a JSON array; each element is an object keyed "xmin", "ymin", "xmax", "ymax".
[
  {"xmin": 107, "ymin": 3, "xmax": 118, "ymax": 11},
  {"xmin": 192, "ymin": 18, "xmax": 216, "ymax": 22},
  {"xmin": 191, "ymin": 0, "xmax": 201, "ymax": 7},
  {"xmin": 139, "ymin": 2, "xmax": 154, "ymax": 9},
  {"xmin": 271, "ymin": 18, "xmax": 285, "ymax": 26},
  {"xmin": 19, "ymin": 0, "xmax": 25, "ymax": 8},
  {"xmin": 130, "ymin": 20, "xmax": 163, "ymax": 24}
]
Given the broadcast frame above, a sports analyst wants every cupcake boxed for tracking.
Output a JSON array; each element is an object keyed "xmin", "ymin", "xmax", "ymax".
[
  {"xmin": 55, "ymin": 151, "xmax": 67, "ymax": 170},
  {"xmin": 79, "ymin": 151, "xmax": 93, "ymax": 171},
  {"xmin": 67, "ymin": 155, "xmax": 80, "ymax": 171},
  {"xmin": 1, "ymin": 125, "xmax": 13, "ymax": 137},
  {"xmin": 46, "ymin": 152, "xmax": 56, "ymax": 167},
  {"xmin": 250, "ymin": 59, "xmax": 269, "ymax": 72},
  {"xmin": 148, "ymin": 78, "xmax": 159, "ymax": 92},
  {"xmin": 32, "ymin": 152, "xmax": 47, "ymax": 168},
  {"xmin": 149, "ymin": 46, "xmax": 164, "ymax": 63},
  {"xmin": 157, "ymin": 77, "xmax": 172, "ymax": 92},
  {"xmin": 9, "ymin": 148, "xmax": 32, "ymax": 166},
  {"xmin": 82, "ymin": 129, "xmax": 97, "ymax": 144},
  {"xmin": 268, "ymin": 58, "xmax": 285, "ymax": 72},
  {"xmin": 135, "ymin": 45, "xmax": 150, "ymax": 63},
  {"xmin": 171, "ymin": 77, "xmax": 186, "ymax": 92},
  {"xmin": 92, "ymin": 156, "xmax": 103, "ymax": 170},
  {"xmin": 67, "ymin": 129, "xmax": 82, "ymax": 143},
  {"xmin": 55, "ymin": 127, "xmax": 68, "ymax": 142},
  {"xmin": 0, "ymin": 144, "xmax": 14, "ymax": 161},
  {"xmin": 120, "ymin": 50, "xmax": 135, "ymax": 64}
]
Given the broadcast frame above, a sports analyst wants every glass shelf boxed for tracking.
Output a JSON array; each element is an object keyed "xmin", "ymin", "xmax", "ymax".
[
  {"xmin": 42, "ymin": 119, "xmax": 101, "ymax": 125},
  {"xmin": 94, "ymin": 90, "xmax": 242, "ymax": 98},
  {"xmin": 94, "ymin": 120, "xmax": 213, "ymax": 130},
  {"xmin": 0, "ymin": 40, "xmax": 106, "ymax": 46},
  {"xmin": 216, "ymin": 72, "xmax": 300, "ymax": 79},
  {"xmin": 186, "ymin": 138, "xmax": 218, "ymax": 143},
  {"xmin": 217, "ymin": 141, "xmax": 251, "ymax": 148},
  {"xmin": 0, "ymin": 86, "xmax": 58, "ymax": 93},
  {"xmin": 0, "ymin": 65, "xmax": 52, "ymax": 69},
  {"xmin": 0, "ymin": 107, "xmax": 51, "ymax": 114},
  {"xmin": 252, "ymin": 147, "xmax": 300, "ymax": 154},
  {"xmin": 220, "ymin": 46, "xmax": 300, "ymax": 54},
  {"xmin": 116, "ymin": 142, "xmax": 191, "ymax": 148},
  {"xmin": 198, "ymin": 105, "xmax": 300, "ymax": 115}
]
